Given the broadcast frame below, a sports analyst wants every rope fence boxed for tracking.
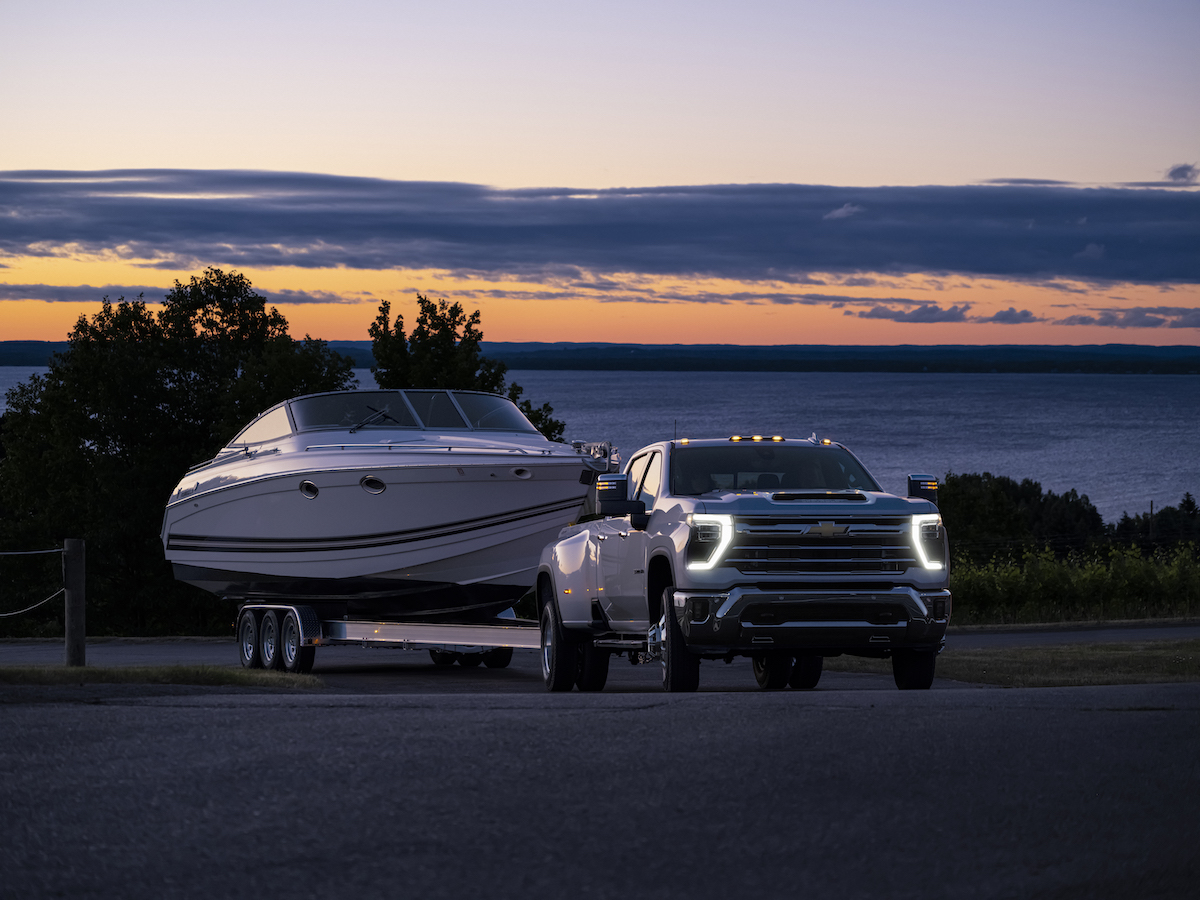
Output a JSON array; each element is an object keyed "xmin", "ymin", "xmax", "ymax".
[
  {"xmin": 0, "ymin": 539, "xmax": 85, "ymax": 665},
  {"xmin": 0, "ymin": 588, "xmax": 65, "ymax": 619}
]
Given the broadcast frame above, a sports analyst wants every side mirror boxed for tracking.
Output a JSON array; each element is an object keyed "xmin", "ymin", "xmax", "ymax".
[
  {"xmin": 596, "ymin": 472, "xmax": 647, "ymax": 518},
  {"xmin": 907, "ymin": 474, "xmax": 939, "ymax": 506}
]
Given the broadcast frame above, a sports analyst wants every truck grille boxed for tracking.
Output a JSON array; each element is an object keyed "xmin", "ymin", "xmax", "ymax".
[{"xmin": 727, "ymin": 516, "xmax": 916, "ymax": 575}]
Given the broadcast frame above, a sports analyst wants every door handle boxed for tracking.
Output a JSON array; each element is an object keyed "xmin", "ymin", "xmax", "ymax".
[{"xmin": 596, "ymin": 534, "xmax": 608, "ymax": 541}]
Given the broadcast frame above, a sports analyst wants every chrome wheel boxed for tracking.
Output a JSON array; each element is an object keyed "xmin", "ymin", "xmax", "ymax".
[
  {"xmin": 237, "ymin": 611, "xmax": 261, "ymax": 669},
  {"xmin": 259, "ymin": 610, "xmax": 281, "ymax": 670}
]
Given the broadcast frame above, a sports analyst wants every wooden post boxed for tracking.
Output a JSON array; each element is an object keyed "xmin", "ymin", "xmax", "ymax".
[{"xmin": 63, "ymin": 538, "xmax": 85, "ymax": 667}]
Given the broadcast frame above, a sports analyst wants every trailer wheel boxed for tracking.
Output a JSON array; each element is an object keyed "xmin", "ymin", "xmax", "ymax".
[
  {"xmin": 259, "ymin": 610, "xmax": 282, "ymax": 670},
  {"xmin": 280, "ymin": 610, "xmax": 315, "ymax": 674},
  {"xmin": 483, "ymin": 647, "xmax": 513, "ymax": 669},
  {"xmin": 892, "ymin": 649, "xmax": 937, "ymax": 690},
  {"xmin": 237, "ymin": 610, "xmax": 261, "ymax": 669},
  {"xmin": 661, "ymin": 590, "xmax": 699, "ymax": 692},
  {"xmin": 752, "ymin": 652, "xmax": 791, "ymax": 690},
  {"xmin": 458, "ymin": 653, "xmax": 483, "ymax": 668},
  {"xmin": 576, "ymin": 643, "xmax": 610, "ymax": 692},
  {"xmin": 429, "ymin": 649, "xmax": 456, "ymax": 667},
  {"xmin": 789, "ymin": 653, "xmax": 823, "ymax": 690},
  {"xmin": 540, "ymin": 598, "xmax": 578, "ymax": 692}
]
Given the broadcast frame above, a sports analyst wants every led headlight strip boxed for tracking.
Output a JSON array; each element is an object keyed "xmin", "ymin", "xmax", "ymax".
[
  {"xmin": 911, "ymin": 513, "xmax": 945, "ymax": 570},
  {"xmin": 686, "ymin": 514, "xmax": 734, "ymax": 570}
]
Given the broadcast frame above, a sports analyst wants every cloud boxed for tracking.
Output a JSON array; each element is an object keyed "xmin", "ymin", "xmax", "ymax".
[
  {"xmin": 982, "ymin": 178, "xmax": 1073, "ymax": 186},
  {"xmin": 822, "ymin": 203, "xmax": 865, "ymax": 220},
  {"xmin": 0, "ymin": 282, "xmax": 168, "ymax": 302},
  {"xmin": 1052, "ymin": 306, "xmax": 1200, "ymax": 328},
  {"xmin": 0, "ymin": 169, "xmax": 1198, "ymax": 285},
  {"xmin": 1073, "ymin": 243, "xmax": 1105, "ymax": 260},
  {"xmin": 0, "ymin": 281, "xmax": 360, "ymax": 305},
  {"xmin": 1166, "ymin": 163, "xmax": 1198, "ymax": 184},
  {"xmin": 857, "ymin": 303, "xmax": 971, "ymax": 323},
  {"xmin": 983, "ymin": 307, "xmax": 1044, "ymax": 324}
]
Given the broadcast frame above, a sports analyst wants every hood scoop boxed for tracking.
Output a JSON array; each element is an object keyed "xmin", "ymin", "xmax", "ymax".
[{"xmin": 771, "ymin": 491, "xmax": 867, "ymax": 502}]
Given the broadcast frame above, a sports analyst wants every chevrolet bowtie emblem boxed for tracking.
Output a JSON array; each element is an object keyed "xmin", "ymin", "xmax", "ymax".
[{"xmin": 807, "ymin": 521, "xmax": 849, "ymax": 537}]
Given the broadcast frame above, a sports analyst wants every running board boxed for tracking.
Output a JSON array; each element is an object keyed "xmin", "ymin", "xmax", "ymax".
[{"xmin": 323, "ymin": 619, "xmax": 541, "ymax": 650}]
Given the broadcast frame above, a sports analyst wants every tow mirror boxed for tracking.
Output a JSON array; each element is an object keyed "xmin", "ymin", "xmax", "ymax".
[
  {"xmin": 596, "ymin": 473, "xmax": 647, "ymax": 518},
  {"xmin": 907, "ymin": 474, "xmax": 939, "ymax": 506}
]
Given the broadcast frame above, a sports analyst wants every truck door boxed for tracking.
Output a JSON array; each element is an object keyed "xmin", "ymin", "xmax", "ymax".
[{"xmin": 597, "ymin": 452, "xmax": 660, "ymax": 630}]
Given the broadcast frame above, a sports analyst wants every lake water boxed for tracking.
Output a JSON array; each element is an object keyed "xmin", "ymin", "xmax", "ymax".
[{"xmin": 3, "ymin": 366, "xmax": 1197, "ymax": 522}]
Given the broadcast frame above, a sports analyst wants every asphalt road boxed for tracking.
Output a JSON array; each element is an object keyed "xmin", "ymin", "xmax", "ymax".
[
  {"xmin": 2, "ymin": 682, "xmax": 1198, "ymax": 899},
  {"xmin": 2, "ymin": 628, "xmax": 1200, "ymax": 899}
]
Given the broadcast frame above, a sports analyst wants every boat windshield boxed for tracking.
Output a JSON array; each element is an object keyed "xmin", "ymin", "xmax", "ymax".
[
  {"xmin": 286, "ymin": 390, "xmax": 540, "ymax": 434},
  {"xmin": 670, "ymin": 444, "xmax": 880, "ymax": 495},
  {"xmin": 290, "ymin": 392, "xmax": 420, "ymax": 432}
]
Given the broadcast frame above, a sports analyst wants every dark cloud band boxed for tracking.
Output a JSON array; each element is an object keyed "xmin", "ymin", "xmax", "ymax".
[{"xmin": 1, "ymin": 169, "xmax": 1197, "ymax": 285}]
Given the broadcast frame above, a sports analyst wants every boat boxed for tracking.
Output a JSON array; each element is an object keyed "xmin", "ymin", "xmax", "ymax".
[{"xmin": 161, "ymin": 389, "xmax": 610, "ymax": 622}]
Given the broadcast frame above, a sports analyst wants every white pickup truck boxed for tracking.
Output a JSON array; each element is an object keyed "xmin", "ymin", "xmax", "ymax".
[{"xmin": 535, "ymin": 435, "xmax": 951, "ymax": 692}]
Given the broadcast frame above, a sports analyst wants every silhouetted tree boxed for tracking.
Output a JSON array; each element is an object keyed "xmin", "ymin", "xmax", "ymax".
[
  {"xmin": 0, "ymin": 268, "xmax": 355, "ymax": 635},
  {"xmin": 369, "ymin": 295, "xmax": 565, "ymax": 440}
]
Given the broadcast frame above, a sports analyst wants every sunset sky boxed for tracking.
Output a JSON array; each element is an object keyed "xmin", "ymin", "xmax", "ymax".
[{"xmin": 2, "ymin": 0, "xmax": 1196, "ymax": 345}]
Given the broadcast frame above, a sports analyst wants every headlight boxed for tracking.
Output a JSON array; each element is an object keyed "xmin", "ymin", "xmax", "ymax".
[
  {"xmin": 686, "ymin": 514, "xmax": 734, "ymax": 570},
  {"xmin": 911, "ymin": 514, "xmax": 945, "ymax": 570}
]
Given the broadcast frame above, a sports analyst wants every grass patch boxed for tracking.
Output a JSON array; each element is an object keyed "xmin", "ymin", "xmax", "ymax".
[
  {"xmin": 826, "ymin": 639, "xmax": 1200, "ymax": 687},
  {"xmin": 0, "ymin": 665, "xmax": 323, "ymax": 690}
]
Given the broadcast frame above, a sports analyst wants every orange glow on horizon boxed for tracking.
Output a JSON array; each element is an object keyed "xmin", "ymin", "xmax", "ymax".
[{"xmin": 1, "ymin": 255, "xmax": 1196, "ymax": 345}]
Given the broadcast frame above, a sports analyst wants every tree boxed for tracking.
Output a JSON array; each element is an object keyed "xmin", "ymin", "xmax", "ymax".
[
  {"xmin": 0, "ymin": 268, "xmax": 355, "ymax": 635},
  {"xmin": 369, "ymin": 295, "xmax": 565, "ymax": 440}
]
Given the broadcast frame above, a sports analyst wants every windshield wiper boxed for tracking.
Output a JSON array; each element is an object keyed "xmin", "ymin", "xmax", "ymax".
[{"xmin": 349, "ymin": 406, "xmax": 402, "ymax": 433}]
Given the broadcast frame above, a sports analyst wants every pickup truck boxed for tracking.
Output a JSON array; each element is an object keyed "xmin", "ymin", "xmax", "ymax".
[{"xmin": 535, "ymin": 435, "xmax": 951, "ymax": 692}]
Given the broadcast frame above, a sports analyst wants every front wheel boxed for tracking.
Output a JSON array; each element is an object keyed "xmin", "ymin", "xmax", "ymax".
[
  {"xmin": 576, "ymin": 642, "xmax": 610, "ymax": 692},
  {"xmin": 892, "ymin": 649, "xmax": 937, "ymax": 690},
  {"xmin": 752, "ymin": 652, "xmax": 791, "ymax": 690},
  {"xmin": 541, "ymin": 598, "xmax": 578, "ymax": 692},
  {"xmin": 789, "ymin": 653, "xmax": 823, "ymax": 690},
  {"xmin": 661, "ymin": 589, "xmax": 700, "ymax": 692},
  {"xmin": 429, "ymin": 649, "xmax": 456, "ymax": 666}
]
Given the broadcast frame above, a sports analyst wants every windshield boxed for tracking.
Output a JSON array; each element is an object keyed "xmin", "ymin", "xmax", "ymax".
[
  {"xmin": 285, "ymin": 390, "xmax": 539, "ymax": 434},
  {"xmin": 670, "ymin": 444, "xmax": 880, "ymax": 495},
  {"xmin": 289, "ymin": 392, "xmax": 419, "ymax": 432}
]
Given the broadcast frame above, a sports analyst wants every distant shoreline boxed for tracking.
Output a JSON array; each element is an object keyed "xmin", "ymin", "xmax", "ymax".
[{"xmin": 3, "ymin": 341, "xmax": 1199, "ymax": 374}]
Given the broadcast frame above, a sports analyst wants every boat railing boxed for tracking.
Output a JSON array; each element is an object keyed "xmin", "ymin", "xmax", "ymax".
[{"xmin": 301, "ymin": 442, "xmax": 544, "ymax": 455}]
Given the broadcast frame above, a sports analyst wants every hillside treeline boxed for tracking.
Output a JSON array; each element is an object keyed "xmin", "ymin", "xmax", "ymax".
[
  {"xmin": 940, "ymin": 472, "xmax": 1200, "ymax": 562},
  {"xmin": 940, "ymin": 473, "xmax": 1200, "ymax": 624}
]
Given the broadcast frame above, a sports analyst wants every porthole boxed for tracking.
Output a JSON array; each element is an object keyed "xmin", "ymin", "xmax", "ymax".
[
  {"xmin": 299, "ymin": 480, "xmax": 319, "ymax": 499},
  {"xmin": 360, "ymin": 475, "xmax": 387, "ymax": 494},
  {"xmin": 512, "ymin": 467, "xmax": 532, "ymax": 480}
]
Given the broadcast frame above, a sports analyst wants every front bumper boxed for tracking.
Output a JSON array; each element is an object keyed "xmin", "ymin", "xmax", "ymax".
[{"xmin": 672, "ymin": 586, "xmax": 952, "ymax": 654}]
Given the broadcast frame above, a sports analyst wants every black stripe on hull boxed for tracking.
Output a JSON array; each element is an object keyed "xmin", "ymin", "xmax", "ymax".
[
  {"xmin": 167, "ymin": 494, "xmax": 587, "ymax": 554},
  {"xmin": 172, "ymin": 564, "xmax": 526, "ymax": 623}
]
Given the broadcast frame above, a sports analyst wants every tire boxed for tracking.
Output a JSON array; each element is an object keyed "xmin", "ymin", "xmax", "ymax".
[
  {"xmin": 259, "ymin": 610, "xmax": 282, "ymax": 670},
  {"xmin": 280, "ymin": 610, "xmax": 315, "ymax": 674},
  {"xmin": 458, "ymin": 653, "xmax": 483, "ymax": 668},
  {"xmin": 429, "ymin": 649, "xmax": 456, "ymax": 666},
  {"xmin": 483, "ymin": 647, "xmax": 513, "ymax": 669},
  {"xmin": 893, "ymin": 649, "xmax": 937, "ymax": 690},
  {"xmin": 540, "ymin": 597, "xmax": 578, "ymax": 692},
  {"xmin": 237, "ymin": 610, "xmax": 261, "ymax": 669},
  {"xmin": 661, "ymin": 589, "xmax": 700, "ymax": 692},
  {"xmin": 752, "ymin": 652, "xmax": 791, "ymax": 690},
  {"xmin": 789, "ymin": 653, "xmax": 823, "ymax": 690},
  {"xmin": 576, "ymin": 642, "xmax": 610, "ymax": 692}
]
